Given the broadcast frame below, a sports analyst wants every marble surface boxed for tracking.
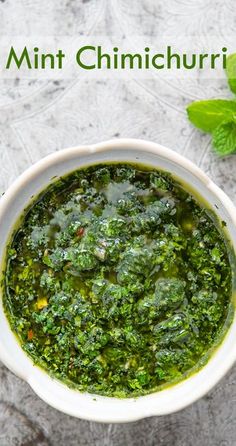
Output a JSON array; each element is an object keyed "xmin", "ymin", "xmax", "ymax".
[{"xmin": 0, "ymin": 1, "xmax": 236, "ymax": 445}]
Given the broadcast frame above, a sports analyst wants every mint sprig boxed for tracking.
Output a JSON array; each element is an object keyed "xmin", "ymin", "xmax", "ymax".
[{"xmin": 186, "ymin": 54, "xmax": 236, "ymax": 156}]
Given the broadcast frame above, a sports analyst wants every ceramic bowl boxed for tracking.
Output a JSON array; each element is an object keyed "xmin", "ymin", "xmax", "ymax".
[{"xmin": 0, "ymin": 138, "xmax": 235, "ymax": 422}]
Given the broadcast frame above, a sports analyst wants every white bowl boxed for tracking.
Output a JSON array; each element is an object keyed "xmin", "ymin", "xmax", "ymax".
[{"xmin": 0, "ymin": 138, "xmax": 235, "ymax": 423}]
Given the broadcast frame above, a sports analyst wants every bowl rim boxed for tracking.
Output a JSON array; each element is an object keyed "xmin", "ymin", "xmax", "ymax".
[{"xmin": 0, "ymin": 137, "xmax": 236, "ymax": 423}]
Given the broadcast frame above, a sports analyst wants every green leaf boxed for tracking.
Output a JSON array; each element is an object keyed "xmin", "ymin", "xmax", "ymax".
[
  {"xmin": 226, "ymin": 54, "xmax": 236, "ymax": 94},
  {"xmin": 186, "ymin": 99, "xmax": 236, "ymax": 133},
  {"xmin": 212, "ymin": 120, "xmax": 236, "ymax": 156}
]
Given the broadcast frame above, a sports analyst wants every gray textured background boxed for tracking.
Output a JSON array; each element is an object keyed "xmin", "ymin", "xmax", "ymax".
[{"xmin": 0, "ymin": 1, "xmax": 236, "ymax": 445}]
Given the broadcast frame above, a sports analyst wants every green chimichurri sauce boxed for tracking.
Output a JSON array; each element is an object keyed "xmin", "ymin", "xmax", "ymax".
[{"xmin": 3, "ymin": 163, "xmax": 233, "ymax": 397}]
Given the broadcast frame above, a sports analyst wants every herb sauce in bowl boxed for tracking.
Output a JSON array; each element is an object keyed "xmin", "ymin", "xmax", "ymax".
[{"xmin": 3, "ymin": 163, "xmax": 232, "ymax": 397}]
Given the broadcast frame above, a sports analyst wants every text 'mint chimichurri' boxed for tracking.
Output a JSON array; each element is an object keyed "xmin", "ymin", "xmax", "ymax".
[{"xmin": 3, "ymin": 163, "xmax": 233, "ymax": 397}]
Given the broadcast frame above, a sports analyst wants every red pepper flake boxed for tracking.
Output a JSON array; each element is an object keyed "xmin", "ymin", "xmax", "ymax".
[
  {"xmin": 77, "ymin": 227, "xmax": 84, "ymax": 237},
  {"xmin": 28, "ymin": 329, "xmax": 34, "ymax": 341}
]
